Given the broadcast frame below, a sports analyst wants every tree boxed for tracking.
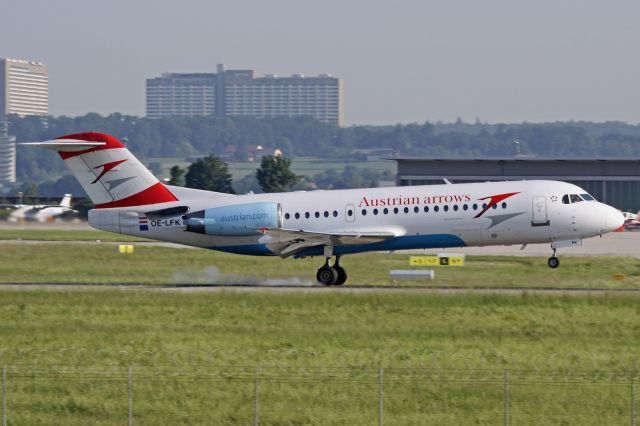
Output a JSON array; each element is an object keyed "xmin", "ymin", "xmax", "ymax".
[
  {"xmin": 256, "ymin": 155, "xmax": 300, "ymax": 193},
  {"xmin": 184, "ymin": 155, "xmax": 235, "ymax": 193},
  {"xmin": 168, "ymin": 165, "xmax": 185, "ymax": 186}
]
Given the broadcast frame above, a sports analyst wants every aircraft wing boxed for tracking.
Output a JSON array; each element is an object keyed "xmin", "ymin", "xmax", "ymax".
[{"xmin": 258, "ymin": 228, "xmax": 397, "ymax": 258}]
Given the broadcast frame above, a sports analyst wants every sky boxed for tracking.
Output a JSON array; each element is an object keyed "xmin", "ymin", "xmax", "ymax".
[{"xmin": 2, "ymin": 0, "xmax": 639, "ymax": 125}]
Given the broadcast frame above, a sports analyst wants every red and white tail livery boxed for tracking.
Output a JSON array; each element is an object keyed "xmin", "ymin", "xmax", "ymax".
[
  {"xmin": 24, "ymin": 132, "xmax": 177, "ymax": 208},
  {"xmin": 25, "ymin": 132, "xmax": 625, "ymax": 285}
]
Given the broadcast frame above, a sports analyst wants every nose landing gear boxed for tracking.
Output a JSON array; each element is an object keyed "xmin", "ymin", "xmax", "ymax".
[
  {"xmin": 547, "ymin": 248, "xmax": 560, "ymax": 268},
  {"xmin": 316, "ymin": 255, "xmax": 348, "ymax": 286}
]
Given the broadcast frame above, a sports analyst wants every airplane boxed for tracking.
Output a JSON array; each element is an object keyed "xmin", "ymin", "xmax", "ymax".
[
  {"xmin": 24, "ymin": 194, "xmax": 76, "ymax": 222},
  {"xmin": 3, "ymin": 194, "xmax": 75, "ymax": 222},
  {"xmin": 23, "ymin": 132, "xmax": 625, "ymax": 285},
  {"xmin": 623, "ymin": 211, "xmax": 640, "ymax": 231}
]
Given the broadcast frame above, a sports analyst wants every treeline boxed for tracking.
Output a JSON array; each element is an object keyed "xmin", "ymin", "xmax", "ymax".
[{"xmin": 8, "ymin": 113, "xmax": 640, "ymax": 183}]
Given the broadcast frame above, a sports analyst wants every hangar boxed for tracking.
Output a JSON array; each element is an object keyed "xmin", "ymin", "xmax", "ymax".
[{"xmin": 394, "ymin": 157, "xmax": 640, "ymax": 212}]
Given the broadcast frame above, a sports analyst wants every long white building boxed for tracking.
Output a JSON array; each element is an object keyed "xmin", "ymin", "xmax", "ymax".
[
  {"xmin": 0, "ymin": 58, "xmax": 49, "ymax": 117},
  {"xmin": 147, "ymin": 64, "xmax": 343, "ymax": 126}
]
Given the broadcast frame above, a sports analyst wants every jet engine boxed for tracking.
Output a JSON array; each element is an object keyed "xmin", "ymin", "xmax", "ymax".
[{"xmin": 184, "ymin": 202, "xmax": 282, "ymax": 236}]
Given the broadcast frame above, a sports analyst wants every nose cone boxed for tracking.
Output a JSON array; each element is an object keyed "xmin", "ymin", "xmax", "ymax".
[{"xmin": 604, "ymin": 207, "xmax": 625, "ymax": 233}]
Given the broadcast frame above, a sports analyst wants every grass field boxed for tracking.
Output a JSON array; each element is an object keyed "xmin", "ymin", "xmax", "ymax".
[
  {"xmin": 0, "ymin": 228, "xmax": 151, "ymax": 242},
  {"xmin": 1, "ymin": 241, "xmax": 639, "ymax": 288},
  {"xmin": 1, "ymin": 232, "xmax": 639, "ymax": 423},
  {"xmin": 0, "ymin": 290, "xmax": 639, "ymax": 424}
]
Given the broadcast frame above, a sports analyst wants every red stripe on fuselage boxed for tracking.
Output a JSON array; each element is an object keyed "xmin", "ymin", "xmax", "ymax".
[{"xmin": 94, "ymin": 182, "xmax": 178, "ymax": 208}]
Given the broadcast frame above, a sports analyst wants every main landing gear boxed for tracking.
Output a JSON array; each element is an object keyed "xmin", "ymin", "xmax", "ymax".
[
  {"xmin": 316, "ymin": 255, "xmax": 347, "ymax": 286},
  {"xmin": 547, "ymin": 248, "xmax": 560, "ymax": 269}
]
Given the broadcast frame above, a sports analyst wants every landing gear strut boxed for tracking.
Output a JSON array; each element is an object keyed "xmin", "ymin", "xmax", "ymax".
[
  {"xmin": 547, "ymin": 248, "xmax": 560, "ymax": 269},
  {"xmin": 316, "ymin": 252, "xmax": 348, "ymax": 286}
]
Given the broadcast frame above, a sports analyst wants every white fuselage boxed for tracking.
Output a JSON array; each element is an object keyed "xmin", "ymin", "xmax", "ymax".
[{"xmin": 88, "ymin": 180, "xmax": 624, "ymax": 257}]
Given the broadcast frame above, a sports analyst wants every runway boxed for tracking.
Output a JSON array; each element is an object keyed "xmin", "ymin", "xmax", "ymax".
[
  {"xmin": 1, "ymin": 221, "xmax": 638, "ymax": 257},
  {"xmin": 1, "ymin": 282, "xmax": 639, "ymax": 296}
]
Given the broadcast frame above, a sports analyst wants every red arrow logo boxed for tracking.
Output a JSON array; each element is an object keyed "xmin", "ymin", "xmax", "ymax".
[
  {"xmin": 92, "ymin": 159, "xmax": 128, "ymax": 184},
  {"xmin": 474, "ymin": 192, "xmax": 520, "ymax": 218}
]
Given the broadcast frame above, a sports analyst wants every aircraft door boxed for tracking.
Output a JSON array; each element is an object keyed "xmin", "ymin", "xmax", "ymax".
[
  {"xmin": 345, "ymin": 204, "xmax": 355, "ymax": 222},
  {"xmin": 531, "ymin": 196, "xmax": 550, "ymax": 227}
]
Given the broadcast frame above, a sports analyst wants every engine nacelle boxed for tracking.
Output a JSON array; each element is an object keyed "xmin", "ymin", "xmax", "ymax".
[{"xmin": 184, "ymin": 202, "xmax": 282, "ymax": 236}]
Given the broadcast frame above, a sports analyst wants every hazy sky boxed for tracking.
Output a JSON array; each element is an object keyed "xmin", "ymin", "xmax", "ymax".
[{"xmin": 2, "ymin": 0, "xmax": 639, "ymax": 125}]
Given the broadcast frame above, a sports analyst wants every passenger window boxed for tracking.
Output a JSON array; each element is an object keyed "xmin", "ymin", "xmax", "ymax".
[
  {"xmin": 492, "ymin": 204, "xmax": 497, "ymax": 209},
  {"xmin": 453, "ymin": 205, "xmax": 458, "ymax": 211},
  {"xmin": 285, "ymin": 213, "xmax": 290, "ymax": 219},
  {"xmin": 404, "ymin": 207, "xmax": 409, "ymax": 214},
  {"xmin": 305, "ymin": 212, "xmax": 310, "ymax": 219},
  {"xmin": 383, "ymin": 208, "xmax": 389, "ymax": 215},
  {"xmin": 393, "ymin": 207, "xmax": 399, "ymax": 214},
  {"xmin": 482, "ymin": 203, "xmax": 487, "ymax": 209},
  {"xmin": 562, "ymin": 195, "xmax": 570, "ymax": 204},
  {"xmin": 362, "ymin": 209, "xmax": 367, "ymax": 216},
  {"xmin": 444, "ymin": 205, "xmax": 449, "ymax": 212},
  {"xmin": 463, "ymin": 204, "xmax": 468, "ymax": 211},
  {"xmin": 324, "ymin": 211, "xmax": 329, "ymax": 218},
  {"xmin": 413, "ymin": 206, "xmax": 419, "ymax": 213},
  {"xmin": 373, "ymin": 208, "xmax": 379, "ymax": 215},
  {"xmin": 472, "ymin": 204, "xmax": 478, "ymax": 210},
  {"xmin": 315, "ymin": 212, "xmax": 320, "ymax": 218},
  {"xmin": 347, "ymin": 210, "xmax": 353, "ymax": 217},
  {"xmin": 501, "ymin": 202, "xmax": 507, "ymax": 209},
  {"xmin": 294, "ymin": 212, "xmax": 300, "ymax": 219},
  {"xmin": 434, "ymin": 206, "xmax": 440, "ymax": 212},
  {"xmin": 332, "ymin": 211, "xmax": 338, "ymax": 217},
  {"xmin": 424, "ymin": 206, "xmax": 429, "ymax": 213}
]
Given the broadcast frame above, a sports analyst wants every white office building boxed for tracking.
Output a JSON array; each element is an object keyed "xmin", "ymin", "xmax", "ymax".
[
  {"xmin": 0, "ymin": 58, "xmax": 49, "ymax": 117},
  {"xmin": 147, "ymin": 64, "xmax": 343, "ymax": 125}
]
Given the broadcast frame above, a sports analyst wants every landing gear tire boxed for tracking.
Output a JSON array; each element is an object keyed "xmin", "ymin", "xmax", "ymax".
[
  {"xmin": 547, "ymin": 256, "xmax": 560, "ymax": 269},
  {"xmin": 333, "ymin": 265, "xmax": 347, "ymax": 286},
  {"xmin": 316, "ymin": 265, "xmax": 338, "ymax": 285}
]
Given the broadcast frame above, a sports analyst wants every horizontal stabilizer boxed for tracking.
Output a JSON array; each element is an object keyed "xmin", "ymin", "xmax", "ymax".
[{"xmin": 20, "ymin": 140, "xmax": 106, "ymax": 152}]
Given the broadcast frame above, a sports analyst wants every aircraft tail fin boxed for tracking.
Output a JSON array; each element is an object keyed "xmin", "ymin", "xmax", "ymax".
[
  {"xmin": 22, "ymin": 132, "xmax": 177, "ymax": 208},
  {"xmin": 59, "ymin": 194, "xmax": 72, "ymax": 208}
]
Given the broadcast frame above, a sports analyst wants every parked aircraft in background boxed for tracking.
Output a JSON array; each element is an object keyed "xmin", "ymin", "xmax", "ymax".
[
  {"xmin": 623, "ymin": 211, "xmax": 640, "ymax": 231},
  {"xmin": 24, "ymin": 132, "xmax": 625, "ymax": 285},
  {"xmin": 3, "ymin": 194, "xmax": 75, "ymax": 222}
]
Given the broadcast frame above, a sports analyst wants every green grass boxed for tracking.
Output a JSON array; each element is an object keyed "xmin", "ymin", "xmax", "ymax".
[
  {"xmin": 0, "ymin": 242, "xmax": 638, "ymax": 287},
  {"xmin": 0, "ymin": 229, "xmax": 151, "ymax": 242},
  {"xmin": 1, "ymin": 237, "xmax": 639, "ymax": 423},
  {"xmin": 0, "ymin": 291, "xmax": 639, "ymax": 424}
]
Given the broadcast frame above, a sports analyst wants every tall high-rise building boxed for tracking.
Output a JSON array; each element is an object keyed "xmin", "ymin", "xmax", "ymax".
[
  {"xmin": 0, "ymin": 58, "xmax": 49, "ymax": 117},
  {"xmin": 146, "ymin": 64, "xmax": 343, "ymax": 126},
  {"xmin": 0, "ymin": 121, "xmax": 16, "ymax": 184}
]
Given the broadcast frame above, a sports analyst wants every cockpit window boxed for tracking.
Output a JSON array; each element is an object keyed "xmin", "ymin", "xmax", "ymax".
[
  {"xmin": 562, "ymin": 195, "xmax": 570, "ymax": 204},
  {"xmin": 570, "ymin": 194, "xmax": 583, "ymax": 203},
  {"xmin": 580, "ymin": 193, "xmax": 595, "ymax": 201}
]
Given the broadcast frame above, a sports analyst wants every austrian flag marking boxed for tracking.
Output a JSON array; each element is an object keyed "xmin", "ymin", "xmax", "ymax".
[{"xmin": 139, "ymin": 215, "xmax": 149, "ymax": 231}]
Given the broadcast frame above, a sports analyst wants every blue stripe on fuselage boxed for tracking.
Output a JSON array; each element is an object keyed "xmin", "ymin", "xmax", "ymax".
[{"xmin": 211, "ymin": 234, "xmax": 466, "ymax": 257}]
